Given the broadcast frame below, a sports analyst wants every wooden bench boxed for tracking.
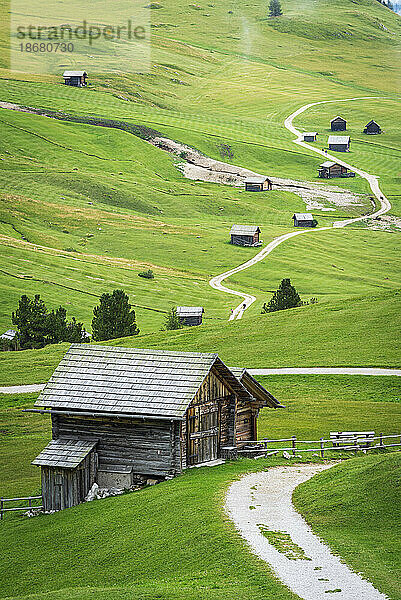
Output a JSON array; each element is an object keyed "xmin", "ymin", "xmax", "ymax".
[{"xmin": 330, "ymin": 431, "xmax": 375, "ymax": 448}]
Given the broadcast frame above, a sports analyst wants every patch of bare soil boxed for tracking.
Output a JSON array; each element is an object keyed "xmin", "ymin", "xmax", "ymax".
[{"xmin": 150, "ymin": 136, "xmax": 364, "ymax": 211}]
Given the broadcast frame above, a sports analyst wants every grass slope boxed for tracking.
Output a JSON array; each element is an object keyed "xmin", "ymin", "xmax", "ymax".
[
  {"xmin": 0, "ymin": 457, "xmax": 302, "ymax": 600},
  {"xmin": 1, "ymin": 289, "xmax": 400, "ymax": 386},
  {"xmin": 293, "ymin": 453, "xmax": 401, "ymax": 600}
]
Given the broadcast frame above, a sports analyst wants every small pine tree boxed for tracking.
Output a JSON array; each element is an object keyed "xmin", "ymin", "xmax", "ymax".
[
  {"xmin": 162, "ymin": 307, "xmax": 183, "ymax": 331},
  {"xmin": 12, "ymin": 294, "xmax": 48, "ymax": 349},
  {"xmin": 269, "ymin": 0, "xmax": 283, "ymax": 17},
  {"xmin": 261, "ymin": 279, "xmax": 302, "ymax": 313},
  {"xmin": 92, "ymin": 289, "xmax": 139, "ymax": 341}
]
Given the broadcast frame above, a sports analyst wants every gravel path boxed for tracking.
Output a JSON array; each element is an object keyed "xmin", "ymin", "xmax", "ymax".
[
  {"xmin": 211, "ymin": 97, "xmax": 392, "ymax": 320},
  {"xmin": 225, "ymin": 464, "xmax": 389, "ymax": 600},
  {"xmin": 248, "ymin": 367, "xmax": 401, "ymax": 377}
]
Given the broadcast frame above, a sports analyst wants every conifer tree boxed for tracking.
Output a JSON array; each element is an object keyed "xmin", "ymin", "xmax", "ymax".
[
  {"xmin": 269, "ymin": 0, "xmax": 283, "ymax": 17},
  {"xmin": 163, "ymin": 307, "xmax": 183, "ymax": 331},
  {"xmin": 92, "ymin": 289, "xmax": 139, "ymax": 341},
  {"xmin": 261, "ymin": 279, "xmax": 302, "ymax": 313}
]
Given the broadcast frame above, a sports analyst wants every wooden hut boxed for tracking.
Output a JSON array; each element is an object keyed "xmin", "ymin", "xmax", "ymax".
[
  {"xmin": 292, "ymin": 213, "xmax": 316, "ymax": 228},
  {"xmin": 31, "ymin": 345, "xmax": 281, "ymax": 510},
  {"xmin": 330, "ymin": 116, "xmax": 347, "ymax": 131},
  {"xmin": 363, "ymin": 120, "xmax": 382, "ymax": 135},
  {"xmin": 0, "ymin": 329, "xmax": 18, "ymax": 351},
  {"xmin": 244, "ymin": 176, "xmax": 272, "ymax": 192},
  {"xmin": 176, "ymin": 306, "xmax": 204, "ymax": 327},
  {"xmin": 303, "ymin": 132, "xmax": 318, "ymax": 142},
  {"xmin": 318, "ymin": 161, "xmax": 355, "ymax": 179},
  {"xmin": 62, "ymin": 71, "xmax": 88, "ymax": 87},
  {"xmin": 230, "ymin": 225, "xmax": 261, "ymax": 247},
  {"xmin": 328, "ymin": 136, "xmax": 350, "ymax": 152}
]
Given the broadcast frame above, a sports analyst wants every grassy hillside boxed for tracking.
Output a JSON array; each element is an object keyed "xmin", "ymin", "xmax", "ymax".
[
  {"xmin": 1, "ymin": 289, "xmax": 400, "ymax": 386},
  {"xmin": 294, "ymin": 453, "xmax": 401, "ymax": 600}
]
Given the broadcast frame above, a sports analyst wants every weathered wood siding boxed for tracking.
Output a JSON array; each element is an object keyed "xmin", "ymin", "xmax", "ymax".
[
  {"xmin": 41, "ymin": 450, "xmax": 97, "ymax": 511},
  {"xmin": 231, "ymin": 233, "xmax": 259, "ymax": 246},
  {"xmin": 183, "ymin": 369, "xmax": 236, "ymax": 466},
  {"xmin": 328, "ymin": 142, "xmax": 350, "ymax": 152},
  {"xmin": 331, "ymin": 119, "xmax": 346, "ymax": 131},
  {"xmin": 179, "ymin": 315, "xmax": 202, "ymax": 327},
  {"xmin": 53, "ymin": 414, "xmax": 181, "ymax": 477}
]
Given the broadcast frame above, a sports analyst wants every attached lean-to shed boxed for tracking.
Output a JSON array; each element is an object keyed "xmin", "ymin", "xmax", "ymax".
[
  {"xmin": 303, "ymin": 132, "xmax": 318, "ymax": 142},
  {"xmin": 62, "ymin": 71, "xmax": 88, "ymax": 87},
  {"xmin": 328, "ymin": 136, "xmax": 350, "ymax": 152},
  {"xmin": 318, "ymin": 161, "xmax": 355, "ymax": 179},
  {"xmin": 244, "ymin": 176, "xmax": 272, "ymax": 192},
  {"xmin": 230, "ymin": 225, "xmax": 261, "ymax": 247},
  {"xmin": 330, "ymin": 116, "xmax": 347, "ymax": 131},
  {"xmin": 363, "ymin": 120, "xmax": 382, "ymax": 135},
  {"xmin": 31, "ymin": 345, "xmax": 280, "ymax": 511},
  {"xmin": 176, "ymin": 306, "xmax": 204, "ymax": 327},
  {"xmin": 292, "ymin": 213, "xmax": 316, "ymax": 228}
]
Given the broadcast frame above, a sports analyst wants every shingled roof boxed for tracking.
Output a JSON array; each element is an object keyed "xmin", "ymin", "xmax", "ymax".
[
  {"xmin": 328, "ymin": 136, "xmax": 350, "ymax": 145},
  {"xmin": 32, "ymin": 438, "xmax": 97, "ymax": 469},
  {"xmin": 229, "ymin": 368, "xmax": 283, "ymax": 408},
  {"xmin": 176, "ymin": 307, "xmax": 204, "ymax": 317},
  {"xmin": 230, "ymin": 225, "xmax": 261, "ymax": 236},
  {"xmin": 35, "ymin": 345, "xmax": 253, "ymax": 420},
  {"xmin": 63, "ymin": 71, "xmax": 87, "ymax": 77},
  {"xmin": 293, "ymin": 213, "xmax": 313, "ymax": 221}
]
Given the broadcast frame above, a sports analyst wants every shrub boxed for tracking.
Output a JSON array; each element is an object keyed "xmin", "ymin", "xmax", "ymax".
[{"xmin": 138, "ymin": 269, "xmax": 155, "ymax": 279}]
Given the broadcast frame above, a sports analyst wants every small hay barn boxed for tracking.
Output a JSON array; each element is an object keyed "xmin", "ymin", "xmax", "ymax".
[
  {"xmin": 303, "ymin": 132, "xmax": 318, "ymax": 142},
  {"xmin": 328, "ymin": 136, "xmax": 350, "ymax": 152},
  {"xmin": 62, "ymin": 71, "xmax": 88, "ymax": 87},
  {"xmin": 244, "ymin": 176, "xmax": 272, "ymax": 192},
  {"xmin": 31, "ymin": 345, "xmax": 281, "ymax": 511},
  {"xmin": 230, "ymin": 225, "xmax": 261, "ymax": 247},
  {"xmin": 176, "ymin": 306, "xmax": 204, "ymax": 327},
  {"xmin": 363, "ymin": 120, "xmax": 382, "ymax": 135},
  {"xmin": 318, "ymin": 161, "xmax": 355, "ymax": 179},
  {"xmin": 292, "ymin": 213, "xmax": 316, "ymax": 228},
  {"xmin": 330, "ymin": 116, "xmax": 347, "ymax": 131}
]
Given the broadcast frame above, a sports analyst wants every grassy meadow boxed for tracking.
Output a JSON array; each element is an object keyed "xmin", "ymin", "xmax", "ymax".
[{"xmin": 0, "ymin": 0, "xmax": 400, "ymax": 599}]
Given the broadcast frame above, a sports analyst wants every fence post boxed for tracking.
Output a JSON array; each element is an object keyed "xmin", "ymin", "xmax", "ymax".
[
  {"xmin": 0, "ymin": 498, "xmax": 3, "ymax": 521},
  {"xmin": 320, "ymin": 438, "xmax": 325, "ymax": 459},
  {"xmin": 379, "ymin": 433, "xmax": 383, "ymax": 447},
  {"xmin": 28, "ymin": 497, "xmax": 32, "ymax": 510},
  {"xmin": 292, "ymin": 436, "xmax": 297, "ymax": 457}
]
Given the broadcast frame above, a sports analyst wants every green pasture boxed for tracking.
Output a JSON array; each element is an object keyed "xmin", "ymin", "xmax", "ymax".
[{"xmin": 294, "ymin": 453, "xmax": 401, "ymax": 600}]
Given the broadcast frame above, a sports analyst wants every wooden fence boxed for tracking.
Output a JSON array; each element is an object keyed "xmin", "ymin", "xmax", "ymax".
[
  {"xmin": 238, "ymin": 433, "xmax": 401, "ymax": 459},
  {"xmin": 0, "ymin": 496, "xmax": 42, "ymax": 520}
]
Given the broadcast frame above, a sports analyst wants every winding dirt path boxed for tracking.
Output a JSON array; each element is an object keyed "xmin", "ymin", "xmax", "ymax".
[
  {"xmin": 226, "ymin": 464, "xmax": 389, "ymax": 600},
  {"xmin": 210, "ymin": 97, "xmax": 392, "ymax": 320}
]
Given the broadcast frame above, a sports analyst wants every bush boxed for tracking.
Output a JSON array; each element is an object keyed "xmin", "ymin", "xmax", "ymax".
[
  {"xmin": 162, "ymin": 307, "xmax": 183, "ymax": 331},
  {"xmin": 138, "ymin": 269, "xmax": 154, "ymax": 279}
]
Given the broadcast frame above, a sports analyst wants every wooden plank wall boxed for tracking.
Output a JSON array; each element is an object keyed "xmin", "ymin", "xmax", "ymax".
[
  {"xmin": 41, "ymin": 451, "xmax": 96, "ymax": 511},
  {"xmin": 53, "ymin": 414, "xmax": 179, "ymax": 477}
]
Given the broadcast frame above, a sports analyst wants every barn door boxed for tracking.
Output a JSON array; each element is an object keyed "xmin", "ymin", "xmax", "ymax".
[{"xmin": 187, "ymin": 403, "xmax": 220, "ymax": 465}]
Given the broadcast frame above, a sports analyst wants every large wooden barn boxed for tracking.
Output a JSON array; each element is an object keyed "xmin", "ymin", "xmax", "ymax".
[
  {"xmin": 328, "ymin": 136, "xmax": 350, "ymax": 152},
  {"xmin": 330, "ymin": 116, "xmax": 347, "ymax": 131},
  {"xmin": 230, "ymin": 225, "xmax": 261, "ymax": 247},
  {"xmin": 176, "ymin": 306, "xmax": 204, "ymax": 327},
  {"xmin": 32, "ymin": 345, "xmax": 280, "ymax": 511}
]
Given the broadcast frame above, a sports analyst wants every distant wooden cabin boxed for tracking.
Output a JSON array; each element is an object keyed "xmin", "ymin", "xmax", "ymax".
[
  {"xmin": 363, "ymin": 120, "xmax": 382, "ymax": 135},
  {"xmin": 230, "ymin": 225, "xmax": 261, "ymax": 247},
  {"xmin": 330, "ymin": 116, "xmax": 347, "ymax": 131},
  {"xmin": 318, "ymin": 161, "xmax": 355, "ymax": 179},
  {"xmin": 328, "ymin": 136, "xmax": 350, "ymax": 152},
  {"xmin": 62, "ymin": 71, "xmax": 88, "ymax": 87},
  {"xmin": 303, "ymin": 132, "xmax": 318, "ymax": 142},
  {"xmin": 292, "ymin": 213, "xmax": 316, "ymax": 228},
  {"xmin": 244, "ymin": 176, "xmax": 272, "ymax": 192},
  {"xmin": 32, "ymin": 345, "xmax": 281, "ymax": 511},
  {"xmin": 176, "ymin": 306, "xmax": 204, "ymax": 327},
  {"xmin": 0, "ymin": 329, "xmax": 18, "ymax": 351}
]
